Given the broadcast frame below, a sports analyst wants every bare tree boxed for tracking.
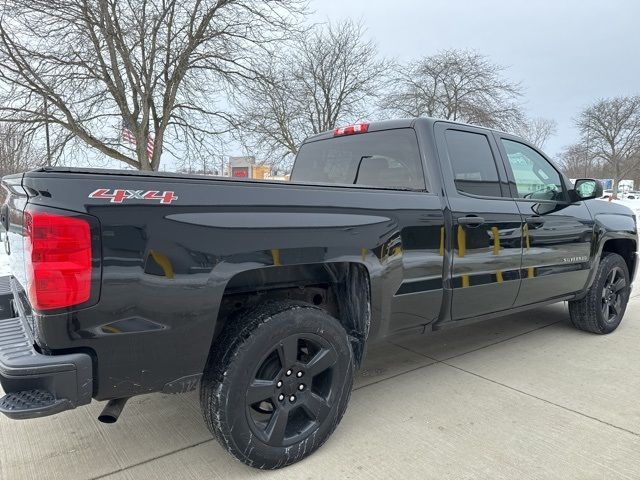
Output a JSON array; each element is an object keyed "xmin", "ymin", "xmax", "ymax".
[
  {"xmin": 0, "ymin": 123, "xmax": 44, "ymax": 177},
  {"xmin": 577, "ymin": 96, "xmax": 640, "ymax": 197},
  {"xmin": 381, "ymin": 50, "xmax": 523, "ymax": 130},
  {"xmin": 512, "ymin": 117, "xmax": 557, "ymax": 149},
  {"xmin": 0, "ymin": 0, "xmax": 304, "ymax": 171},
  {"xmin": 557, "ymin": 143, "xmax": 600, "ymax": 179},
  {"xmin": 234, "ymin": 20, "xmax": 388, "ymax": 168}
]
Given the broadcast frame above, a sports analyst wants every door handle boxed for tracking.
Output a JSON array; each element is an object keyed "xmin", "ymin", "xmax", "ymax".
[
  {"xmin": 458, "ymin": 216, "xmax": 485, "ymax": 226},
  {"xmin": 526, "ymin": 216, "xmax": 545, "ymax": 225}
]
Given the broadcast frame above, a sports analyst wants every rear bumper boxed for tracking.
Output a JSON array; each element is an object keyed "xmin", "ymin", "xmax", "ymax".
[{"xmin": 0, "ymin": 276, "xmax": 93, "ymax": 419}]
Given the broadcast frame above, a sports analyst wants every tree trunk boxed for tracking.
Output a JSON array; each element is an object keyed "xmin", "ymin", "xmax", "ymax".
[{"xmin": 611, "ymin": 157, "xmax": 621, "ymax": 199}]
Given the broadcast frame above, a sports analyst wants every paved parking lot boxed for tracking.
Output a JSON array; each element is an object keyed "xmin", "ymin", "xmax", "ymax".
[{"xmin": 2, "ymin": 295, "xmax": 640, "ymax": 479}]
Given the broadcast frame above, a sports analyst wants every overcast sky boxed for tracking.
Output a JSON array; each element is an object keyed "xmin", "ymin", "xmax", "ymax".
[{"xmin": 310, "ymin": 0, "xmax": 640, "ymax": 158}]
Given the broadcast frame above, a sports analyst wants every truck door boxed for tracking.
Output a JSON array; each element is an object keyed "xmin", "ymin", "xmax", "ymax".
[
  {"xmin": 493, "ymin": 134, "xmax": 594, "ymax": 306},
  {"xmin": 434, "ymin": 123, "xmax": 524, "ymax": 321}
]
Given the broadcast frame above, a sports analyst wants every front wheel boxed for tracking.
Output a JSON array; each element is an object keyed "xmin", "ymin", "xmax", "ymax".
[
  {"xmin": 200, "ymin": 301, "xmax": 354, "ymax": 469},
  {"xmin": 569, "ymin": 252, "xmax": 631, "ymax": 334}
]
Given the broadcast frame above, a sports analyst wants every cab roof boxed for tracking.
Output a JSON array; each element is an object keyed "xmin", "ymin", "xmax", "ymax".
[{"xmin": 301, "ymin": 117, "xmax": 511, "ymax": 145}]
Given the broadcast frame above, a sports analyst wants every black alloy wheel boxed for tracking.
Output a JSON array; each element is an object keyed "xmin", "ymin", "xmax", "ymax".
[
  {"xmin": 246, "ymin": 332, "xmax": 339, "ymax": 447},
  {"xmin": 601, "ymin": 266, "xmax": 626, "ymax": 324}
]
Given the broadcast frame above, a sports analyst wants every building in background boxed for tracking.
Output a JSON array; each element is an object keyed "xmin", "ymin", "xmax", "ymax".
[
  {"xmin": 230, "ymin": 156, "xmax": 272, "ymax": 179},
  {"xmin": 229, "ymin": 156, "xmax": 287, "ymax": 180},
  {"xmin": 178, "ymin": 155, "xmax": 289, "ymax": 181},
  {"xmin": 229, "ymin": 156, "xmax": 253, "ymax": 178}
]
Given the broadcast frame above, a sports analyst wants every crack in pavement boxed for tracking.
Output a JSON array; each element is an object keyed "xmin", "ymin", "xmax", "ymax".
[
  {"xmin": 387, "ymin": 321, "xmax": 640, "ymax": 439},
  {"xmin": 353, "ymin": 319, "xmax": 563, "ymax": 393},
  {"xmin": 89, "ymin": 439, "xmax": 214, "ymax": 480},
  {"xmin": 436, "ymin": 319, "xmax": 565, "ymax": 363},
  {"xmin": 440, "ymin": 361, "xmax": 640, "ymax": 438}
]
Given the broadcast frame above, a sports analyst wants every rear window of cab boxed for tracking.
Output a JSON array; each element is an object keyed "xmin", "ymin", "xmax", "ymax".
[{"xmin": 291, "ymin": 129, "xmax": 426, "ymax": 190}]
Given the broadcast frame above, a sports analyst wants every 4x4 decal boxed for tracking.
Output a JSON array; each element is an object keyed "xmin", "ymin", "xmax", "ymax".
[{"xmin": 89, "ymin": 189, "xmax": 178, "ymax": 204}]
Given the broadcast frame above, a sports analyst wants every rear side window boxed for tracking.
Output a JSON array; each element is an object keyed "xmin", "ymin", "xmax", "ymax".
[
  {"xmin": 445, "ymin": 129, "xmax": 502, "ymax": 197},
  {"xmin": 291, "ymin": 129, "xmax": 426, "ymax": 190}
]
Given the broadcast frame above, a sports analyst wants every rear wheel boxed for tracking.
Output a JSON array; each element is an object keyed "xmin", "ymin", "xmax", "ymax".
[
  {"xmin": 200, "ymin": 301, "xmax": 354, "ymax": 469},
  {"xmin": 569, "ymin": 252, "xmax": 630, "ymax": 334}
]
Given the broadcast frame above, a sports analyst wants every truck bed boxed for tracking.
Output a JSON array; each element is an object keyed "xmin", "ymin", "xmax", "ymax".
[{"xmin": 1, "ymin": 164, "xmax": 445, "ymax": 401}]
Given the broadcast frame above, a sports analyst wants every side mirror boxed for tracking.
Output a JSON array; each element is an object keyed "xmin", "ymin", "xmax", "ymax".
[{"xmin": 570, "ymin": 179, "xmax": 603, "ymax": 202}]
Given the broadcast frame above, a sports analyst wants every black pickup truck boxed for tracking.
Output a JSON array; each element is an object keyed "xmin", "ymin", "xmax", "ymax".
[{"xmin": 0, "ymin": 118, "xmax": 636, "ymax": 469}]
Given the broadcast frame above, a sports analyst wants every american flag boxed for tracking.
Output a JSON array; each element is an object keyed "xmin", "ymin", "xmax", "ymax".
[{"xmin": 122, "ymin": 117, "xmax": 155, "ymax": 158}]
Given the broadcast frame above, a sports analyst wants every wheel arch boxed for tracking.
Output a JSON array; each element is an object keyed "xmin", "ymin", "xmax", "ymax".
[
  {"xmin": 602, "ymin": 237, "xmax": 637, "ymax": 280},
  {"xmin": 580, "ymin": 232, "xmax": 638, "ymax": 298},
  {"xmin": 214, "ymin": 262, "xmax": 372, "ymax": 367}
]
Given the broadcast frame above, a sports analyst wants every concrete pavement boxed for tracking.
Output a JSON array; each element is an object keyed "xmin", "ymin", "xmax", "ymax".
[{"xmin": 1, "ymin": 297, "xmax": 639, "ymax": 479}]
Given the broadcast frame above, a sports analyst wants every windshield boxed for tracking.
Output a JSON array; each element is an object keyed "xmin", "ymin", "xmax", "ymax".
[{"xmin": 291, "ymin": 129, "xmax": 426, "ymax": 190}]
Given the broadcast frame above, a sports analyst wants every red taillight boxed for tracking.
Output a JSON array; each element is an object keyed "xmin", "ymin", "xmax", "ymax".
[
  {"xmin": 333, "ymin": 122, "xmax": 369, "ymax": 136},
  {"xmin": 25, "ymin": 211, "xmax": 92, "ymax": 311}
]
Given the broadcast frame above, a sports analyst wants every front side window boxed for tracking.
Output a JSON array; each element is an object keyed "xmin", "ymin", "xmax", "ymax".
[
  {"xmin": 445, "ymin": 129, "xmax": 502, "ymax": 197},
  {"xmin": 501, "ymin": 139, "xmax": 565, "ymax": 201}
]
